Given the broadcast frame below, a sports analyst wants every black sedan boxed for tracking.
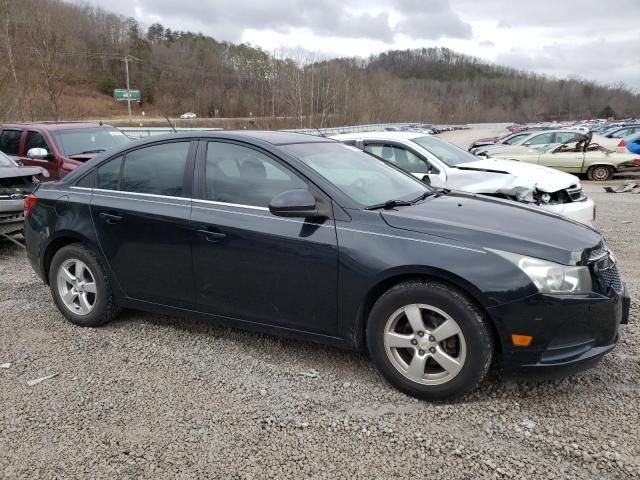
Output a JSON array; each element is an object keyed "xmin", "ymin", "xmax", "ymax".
[{"xmin": 23, "ymin": 131, "xmax": 630, "ymax": 400}]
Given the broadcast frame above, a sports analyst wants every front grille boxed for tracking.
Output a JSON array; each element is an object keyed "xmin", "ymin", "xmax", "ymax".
[
  {"xmin": 566, "ymin": 186, "xmax": 586, "ymax": 202},
  {"xmin": 599, "ymin": 265, "xmax": 623, "ymax": 293}
]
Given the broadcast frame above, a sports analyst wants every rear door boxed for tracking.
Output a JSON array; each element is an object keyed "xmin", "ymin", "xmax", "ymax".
[
  {"xmin": 89, "ymin": 140, "xmax": 197, "ymax": 308},
  {"xmin": 20, "ymin": 130, "xmax": 58, "ymax": 178},
  {"xmin": 191, "ymin": 140, "xmax": 338, "ymax": 335}
]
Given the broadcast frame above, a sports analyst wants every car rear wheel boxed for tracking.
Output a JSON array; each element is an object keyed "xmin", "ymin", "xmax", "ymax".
[
  {"xmin": 49, "ymin": 244, "xmax": 120, "ymax": 327},
  {"xmin": 587, "ymin": 165, "xmax": 613, "ymax": 181},
  {"xmin": 367, "ymin": 280, "xmax": 493, "ymax": 400}
]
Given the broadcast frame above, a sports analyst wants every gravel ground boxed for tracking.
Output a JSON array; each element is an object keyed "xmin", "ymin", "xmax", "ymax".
[{"xmin": 1, "ymin": 182, "xmax": 639, "ymax": 479}]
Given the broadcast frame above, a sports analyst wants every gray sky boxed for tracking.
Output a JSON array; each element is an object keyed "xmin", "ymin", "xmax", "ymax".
[{"xmin": 78, "ymin": 0, "xmax": 640, "ymax": 89}]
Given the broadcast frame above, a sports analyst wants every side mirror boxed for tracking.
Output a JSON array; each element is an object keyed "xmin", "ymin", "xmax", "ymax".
[
  {"xmin": 269, "ymin": 189, "xmax": 320, "ymax": 218},
  {"xmin": 421, "ymin": 175, "xmax": 431, "ymax": 185},
  {"xmin": 522, "ymin": 142, "xmax": 531, "ymax": 146},
  {"xmin": 27, "ymin": 147, "xmax": 50, "ymax": 160}
]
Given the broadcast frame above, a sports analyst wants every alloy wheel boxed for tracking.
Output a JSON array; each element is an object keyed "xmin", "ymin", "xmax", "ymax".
[
  {"xmin": 383, "ymin": 304, "xmax": 467, "ymax": 385},
  {"xmin": 57, "ymin": 259, "xmax": 98, "ymax": 316}
]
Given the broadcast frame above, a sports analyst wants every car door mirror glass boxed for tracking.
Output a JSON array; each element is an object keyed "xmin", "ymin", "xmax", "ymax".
[
  {"xmin": 269, "ymin": 189, "xmax": 320, "ymax": 218},
  {"xmin": 27, "ymin": 147, "xmax": 50, "ymax": 160}
]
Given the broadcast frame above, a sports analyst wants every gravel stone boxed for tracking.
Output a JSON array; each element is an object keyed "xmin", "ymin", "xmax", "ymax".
[{"xmin": 0, "ymin": 174, "xmax": 639, "ymax": 479}]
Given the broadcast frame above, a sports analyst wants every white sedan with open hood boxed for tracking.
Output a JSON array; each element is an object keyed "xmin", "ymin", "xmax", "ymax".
[{"xmin": 331, "ymin": 132, "xmax": 596, "ymax": 227}]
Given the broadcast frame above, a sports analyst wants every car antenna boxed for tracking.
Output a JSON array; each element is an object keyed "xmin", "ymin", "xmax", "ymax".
[{"xmin": 165, "ymin": 115, "xmax": 177, "ymax": 134}]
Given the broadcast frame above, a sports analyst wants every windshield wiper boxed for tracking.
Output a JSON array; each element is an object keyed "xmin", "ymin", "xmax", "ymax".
[
  {"xmin": 365, "ymin": 199, "xmax": 414, "ymax": 210},
  {"xmin": 69, "ymin": 149, "xmax": 106, "ymax": 156},
  {"xmin": 366, "ymin": 191, "xmax": 435, "ymax": 211}
]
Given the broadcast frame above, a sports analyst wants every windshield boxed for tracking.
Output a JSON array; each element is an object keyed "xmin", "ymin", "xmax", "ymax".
[
  {"xmin": 411, "ymin": 136, "xmax": 477, "ymax": 167},
  {"xmin": 283, "ymin": 143, "xmax": 430, "ymax": 208},
  {"xmin": 0, "ymin": 151, "xmax": 12, "ymax": 167},
  {"xmin": 53, "ymin": 127, "xmax": 130, "ymax": 156}
]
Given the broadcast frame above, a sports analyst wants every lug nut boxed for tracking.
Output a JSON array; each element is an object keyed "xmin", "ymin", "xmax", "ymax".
[
  {"xmin": 419, "ymin": 350, "xmax": 425, "ymax": 355},
  {"xmin": 429, "ymin": 336, "xmax": 436, "ymax": 342},
  {"xmin": 429, "ymin": 347, "xmax": 436, "ymax": 354},
  {"xmin": 418, "ymin": 331, "xmax": 425, "ymax": 337},
  {"xmin": 411, "ymin": 339, "xmax": 418, "ymax": 345}
]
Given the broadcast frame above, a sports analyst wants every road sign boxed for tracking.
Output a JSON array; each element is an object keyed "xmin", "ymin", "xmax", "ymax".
[{"xmin": 113, "ymin": 89, "xmax": 140, "ymax": 102}]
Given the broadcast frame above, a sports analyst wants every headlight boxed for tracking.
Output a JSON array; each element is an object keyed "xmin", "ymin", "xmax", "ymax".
[{"xmin": 491, "ymin": 250, "xmax": 592, "ymax": 294}]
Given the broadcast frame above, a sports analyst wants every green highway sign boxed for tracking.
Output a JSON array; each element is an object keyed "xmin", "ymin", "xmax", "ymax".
[{"xmin": 113, "ymin": 89, "xmax": 140, "ymax": 102}]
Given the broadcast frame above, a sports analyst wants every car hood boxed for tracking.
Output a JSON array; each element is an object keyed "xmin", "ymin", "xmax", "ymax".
[
  {"xmin": 0, "ymin": 165, "xmax": 47, "ymax": 179},
  {"xmin": 381, "ymin": 192, "xmax": 601, "ymax": 265},
  {"xmin": 454, "ymin": 157, "xmax": 579, "ymax": 193}
]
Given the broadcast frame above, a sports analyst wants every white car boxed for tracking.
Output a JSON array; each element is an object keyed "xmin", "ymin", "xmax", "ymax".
[
  {"xmin": 180, "ymin": 112, "xmax": 197, "ymax": 119},
  {"xmin": 331, "ymin": 132, "xmax": 596, "ymax": 227}
]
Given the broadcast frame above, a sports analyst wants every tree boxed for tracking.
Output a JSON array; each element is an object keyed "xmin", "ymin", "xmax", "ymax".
[
  {"xmin": 598, "ymin": 105, "xmax": 616, "ymax": 119},
  {"xmin": 97, "ymin": 72, "xmax": 116, "ymax": 95}
]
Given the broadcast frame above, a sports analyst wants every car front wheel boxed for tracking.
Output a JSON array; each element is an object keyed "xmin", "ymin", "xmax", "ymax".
[
  {"xmin": 367, "ymin": 280, "xmax": 493, "ymax": 400},
  {"xmin": 49, "ymin": 244, "xmax": 120, "ymax": 327}
]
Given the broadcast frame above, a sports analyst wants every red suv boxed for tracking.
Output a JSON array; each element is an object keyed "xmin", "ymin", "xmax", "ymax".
[{"xmin": 0, "ymin": 122, "xmax": 131, "ymax": 180}]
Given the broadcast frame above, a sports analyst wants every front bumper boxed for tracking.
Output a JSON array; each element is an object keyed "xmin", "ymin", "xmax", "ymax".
[
  {"xmin": 539, "ymin": 197, "xmax": 596, "ymax": 228},
  {"xmin": 0, "ymin": 209, "xmax": 25, "ymax": 235},
  {"xmin": 488, "ymin": 284, "xmax": 630, "ymax": 379}
]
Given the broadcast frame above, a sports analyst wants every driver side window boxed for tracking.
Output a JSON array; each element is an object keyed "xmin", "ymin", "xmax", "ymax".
[
  {"xmin": 363, "ymin": 143, "xmax": 429, "ymax": 174},
  {"xmin": 528, "ymin": 133, "xmax": 554, "ymax": 145}
]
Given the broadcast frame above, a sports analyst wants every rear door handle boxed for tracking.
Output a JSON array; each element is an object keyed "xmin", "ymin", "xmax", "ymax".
[
  {"xmin": 99, "ymin": 212, "xmax": 124, "ymax": 224},
  {"xmin": 197, "ymin": 229, "xmax": 227, "ymax": 242}
]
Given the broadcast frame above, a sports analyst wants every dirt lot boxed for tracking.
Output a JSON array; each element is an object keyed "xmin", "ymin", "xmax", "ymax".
[{"xmin": 1, "ymin": 173, "xmax": 639, "ymax": 479}]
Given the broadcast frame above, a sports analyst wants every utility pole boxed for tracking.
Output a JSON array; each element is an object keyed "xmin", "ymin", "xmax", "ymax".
[{"xmin": 124, "ymin": 54, "xmax": 132, "ymax": 123}]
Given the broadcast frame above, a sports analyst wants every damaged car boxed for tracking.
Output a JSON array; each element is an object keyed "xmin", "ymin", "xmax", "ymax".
[
  {"xmin": 473, "ymin": 130, "xmax": 585, "ymax": 157},
  {"xmin": 488, "ymin": 132, "xmax": 640, "ymax": 181},
  {"xmin": 0, "ymin": 151, "xmax": 48, "ymax": 239},
  {"xmin": 332, "ymin": 132, "xmax": 596, "ymax": 227}
]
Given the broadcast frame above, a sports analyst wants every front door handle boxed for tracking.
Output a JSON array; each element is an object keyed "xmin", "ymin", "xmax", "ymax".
[
  {"xmin": 99, "ymin": 212, "xmax": 124, "ymax": 224},
  {"xmin": 197, "ymin": 229, "xmax": 227, "ymax": 243}
]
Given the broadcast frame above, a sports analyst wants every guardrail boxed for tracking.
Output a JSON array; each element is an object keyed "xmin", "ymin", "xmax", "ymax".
[{"xmin": 117, "ymin": 127, "xmax": 223, "ymax": 138}]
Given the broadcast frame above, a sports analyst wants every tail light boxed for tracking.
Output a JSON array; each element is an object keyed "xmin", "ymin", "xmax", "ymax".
[
  {"xmin": 617, "ymin": 139, "xmax": 626, "ymax": 153},
  {"xmin": 24, "ymin": 194, "xmax": 37, "ymax": 217}
]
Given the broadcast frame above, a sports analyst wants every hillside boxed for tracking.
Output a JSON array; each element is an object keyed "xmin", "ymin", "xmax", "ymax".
[{"xmin": 1, "ymin": 0, "xmax": 639, "ymax": 126}]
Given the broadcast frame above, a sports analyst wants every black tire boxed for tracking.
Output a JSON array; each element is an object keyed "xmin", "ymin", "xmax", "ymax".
[
  {"xmin": 587, "ymin": 165, "xmax": 614, "ymax": 181},
  {"xmin": 366, "ymin": 280, "xmax": 494, "ymax": 401},
  {"xmin": 49, "ymin": 243, "xmax": 120, "ymax": 327}
]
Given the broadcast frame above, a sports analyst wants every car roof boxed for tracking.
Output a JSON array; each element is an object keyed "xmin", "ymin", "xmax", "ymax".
[
  {"xmin": 0, "ymin": 122, "xmax": 110, "ymax": 131},
  {"xmin": 331, "ymin": 131, "xmax": 426, "ymax": 141}
]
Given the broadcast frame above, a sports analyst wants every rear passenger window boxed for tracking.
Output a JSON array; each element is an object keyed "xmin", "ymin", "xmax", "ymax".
[
  {"xmin": 97, "ymin": 157, "xmax": 122, "ymax": 190},
  {"xmin": 205, "ymin": 142, "xmax": 306, "ymax": 207},
  {"xmin": 120, "ymin": 142, "xmax": 190, "ymax": 197},
  {"xmin": 0, "ymin": 130, "xmax": 22, "ymax": 155}
]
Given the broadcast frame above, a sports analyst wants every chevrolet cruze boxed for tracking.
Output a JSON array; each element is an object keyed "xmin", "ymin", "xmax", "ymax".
[{"xmin": 23, "ymin": 132, "xmax": 630, "ymax": 400}]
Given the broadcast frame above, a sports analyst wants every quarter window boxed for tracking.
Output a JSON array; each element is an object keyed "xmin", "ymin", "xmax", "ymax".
[
  {"xmin": 205, "ymin": 142, "xmax": 306, "ymax": 207},
  {"xmin": 0, "ymin": 129, "xmax": 22, "ymax": 155},
  {"xmin": 120, "ymin": 142, "xmax": 190, "ymax": 196},
  {"xmin": 364, "ymin": 143, "xmax": 429, "ymax": 174}
]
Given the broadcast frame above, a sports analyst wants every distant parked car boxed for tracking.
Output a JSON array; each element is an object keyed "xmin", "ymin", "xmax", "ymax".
[
  {"xmin": 592, "ymin": 125, "xmax": 640, "ymax": 150},
  {"xmin": 474, "ymin": 130, "xmax": 587, "ymax": 157},
  {"xmin": 180, "ymin": 112, "xmax": 197, "ymax": 119},
  {"xmin": 616, "ymin": 133, "xmax": 640, "ymax": 155},
  {"xmin": 489, "ymin": 134, "xmax": 640, "ymax": 181},
  {"xmin": 0, "ymin": 122, "xmax": 130, "ymax": 180},
  {"xmin": 469, "ymin": 131, "xmax": 533, "ymax": 153},
  {"xmin": 332, "ymin": 132, "xmax": 596, "ymax": 227},
  {"xmin": 0, "ymin": 151, "xmax": 48, "ymax": 236}
]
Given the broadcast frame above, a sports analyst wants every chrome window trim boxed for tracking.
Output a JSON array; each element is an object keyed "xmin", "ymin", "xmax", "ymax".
[{"xmin": 192, "ymin": 198, "xmax": 270, "ymax": 212}]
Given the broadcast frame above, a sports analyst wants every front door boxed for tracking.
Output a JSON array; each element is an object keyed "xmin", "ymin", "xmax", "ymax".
[
  {"xmin": 20, "ymin": 130, "xmax": 58, "ymax": 179},
  {"xmin": 89, "ymin": 140, "xmax": 196, "ymax": 308},
  {"xmin": 191, "ymin": 140, "xmax": 338, "ymax": 335}
]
